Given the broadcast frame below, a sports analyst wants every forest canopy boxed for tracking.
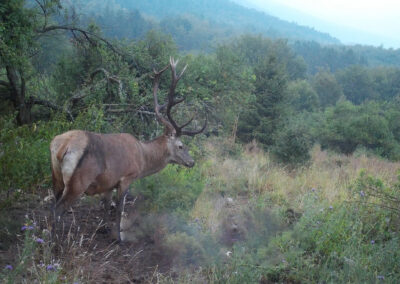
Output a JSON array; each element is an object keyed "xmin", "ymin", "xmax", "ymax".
[{"xmin": 1, "ymin": 0, "xmax": 400, "ymax": 164}]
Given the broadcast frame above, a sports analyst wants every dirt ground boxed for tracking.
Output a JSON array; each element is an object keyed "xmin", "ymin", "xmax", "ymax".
[{"xmin": 0, "ymin": 190, "xmax": 176, "ymax": 283}]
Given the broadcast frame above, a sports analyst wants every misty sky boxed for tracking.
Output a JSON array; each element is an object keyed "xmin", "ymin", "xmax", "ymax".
[{"xmin": 244, "ymin": 0, "xmax": 400, "ymax": 48}]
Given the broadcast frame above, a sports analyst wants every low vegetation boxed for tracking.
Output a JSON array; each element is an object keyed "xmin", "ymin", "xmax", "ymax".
[
  {"xmin": 1, "ymin": 119, "xmax": 399, "ymax": 282},
  {"xmin": 1, "ymin": 0, "xmax": 400, "ymax": 282}
]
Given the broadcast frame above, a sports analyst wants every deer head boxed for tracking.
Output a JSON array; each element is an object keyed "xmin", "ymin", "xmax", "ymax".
[{"xmin": 152, "ymin": 57, "xmax": 207, "ymax": 168}]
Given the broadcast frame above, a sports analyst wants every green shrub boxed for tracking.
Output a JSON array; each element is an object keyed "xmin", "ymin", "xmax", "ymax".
[
  {"xmin": 319, "ymin": 101, "xmax": 400, "ymax": 160},
  {"xmin": 272, "ymin": 117, "xmax": 313, "ymax": 166},
  {"xmin": 0, "ymin": 115, "xmax": 71, "ymax": 195},
  {"xmin": 135, "ymin": 164, "xmax": 205, "ymax": 217},
  {"xmin": 263, "ymin": 172, "xmax": 400, "ymax": 283}
]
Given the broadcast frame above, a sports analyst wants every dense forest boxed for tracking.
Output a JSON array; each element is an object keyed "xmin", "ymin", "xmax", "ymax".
[{"xmin": 1, "ymin": 0, "xmax": 400, "ymax": 283}]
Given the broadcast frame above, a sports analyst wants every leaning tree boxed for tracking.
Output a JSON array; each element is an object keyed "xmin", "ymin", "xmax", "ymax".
[{"xmin": 0, "ymin": 0, "xmax": 130, "ymax": 125}]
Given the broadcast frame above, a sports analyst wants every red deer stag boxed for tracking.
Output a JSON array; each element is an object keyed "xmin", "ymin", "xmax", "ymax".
[{"xmin": 50, "ymin": 57, "xmax": 206, "ymax": 241}]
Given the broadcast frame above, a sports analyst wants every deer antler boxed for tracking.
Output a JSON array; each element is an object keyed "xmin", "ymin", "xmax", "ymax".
[
  {"xmin": 152, "ymin": 57, "xmax": 207, "ymax": 137},
  {"xmin": 152, "ymin": 64, "xmax": 174, "ymax": 132}
]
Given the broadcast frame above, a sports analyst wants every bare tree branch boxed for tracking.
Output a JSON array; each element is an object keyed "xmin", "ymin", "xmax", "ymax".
[
  {"xmin": 90, "ymin": 68, "xmax": 124, "ymax": 99},
  {"xmin": 37, "ymin": 25, "xmax": 129, "ymax": 59},
  {"xmin": 34, "ymin": 0, "xmax": 48, "ymax": 30},
  {"xmin": 30, "ymin": 97, "xmax": 74, "ymax": 121}
]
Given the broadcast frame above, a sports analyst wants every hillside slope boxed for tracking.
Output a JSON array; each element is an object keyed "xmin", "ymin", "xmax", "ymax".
[{"xmin": 110, "ymin": 0, "xmax": 340, "ymax": 44}]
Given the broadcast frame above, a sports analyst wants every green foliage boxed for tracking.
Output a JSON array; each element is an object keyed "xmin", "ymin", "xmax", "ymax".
[
  {"xmin": 287, "ymin": 79, "xmax": 319, "ymax": 112},
  {"xmin": 312, "ymin": 69, "xmax": 343, "ymax": 107},
  {"xmin": 112, "ymin": 0, "xmax": 338, "ymax": 46},
  {"xmin": 0, "ymin": 115, "xmax": 71, "ymax": 195},
  {"xmin": 237, "ymin": 54, "xmax": 288, "ymax": 148},
  {"xmin": 272, "ymin": 116, "xmax": 313, "ymax": 166},
  {"xmin": 292, "ymin": 41, "xmax": 367, "ymax": 74},
  {"xmin": 318, "ymin": 101, "xmax": 400, "ymax": 159},
  {"xmin": 263, "ymin": 173, "xmax": 400, "ymax": 283},
  {"xmin": 209, "ymin": 171, "xmax": 400, "ymax": 283},
  {"xmin": 135, "ymin": 164, "xmax": 204, "ymax": 217},
  {"xmin": 336, "ymin": 65, "xmax": 377, "ymax": 104},
  {"xmin": 0, "ymin": 0, "xmax": 38, "ymax": 68}
]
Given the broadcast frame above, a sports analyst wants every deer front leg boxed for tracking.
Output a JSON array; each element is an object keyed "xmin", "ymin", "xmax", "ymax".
[{"xmin": 115, "ymin": 187, "xmax": 128, "ymax": 242}]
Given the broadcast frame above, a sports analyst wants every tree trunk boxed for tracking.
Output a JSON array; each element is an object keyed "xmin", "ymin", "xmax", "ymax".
[{"xmin": 6, "ymin": 66, "xmax": 32, "ymax": 125}]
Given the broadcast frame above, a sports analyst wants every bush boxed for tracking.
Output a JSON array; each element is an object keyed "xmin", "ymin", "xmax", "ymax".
[
  {"xmin": 319, "ymin": 101, "xmax": 400, "ymax": 160},
  {"xmin": 0, "ymin": 115, "xmax": 71, "ymax": 195},
  {"xmin": 272, "ymin": 117, "xmax": 313, "ymax": 166},
  {"xmin": 135, "ymin": 164, "xmax": 205, "ymax": 217},
  {"xmin": 263, "ymin": 172, "xmax": 400, "ymax": 283}
]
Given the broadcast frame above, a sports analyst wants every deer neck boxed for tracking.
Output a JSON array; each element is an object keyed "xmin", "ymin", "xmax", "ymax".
[{"xmin": 139, "ymin": 135, "xmax": 170, "ymax": 178}]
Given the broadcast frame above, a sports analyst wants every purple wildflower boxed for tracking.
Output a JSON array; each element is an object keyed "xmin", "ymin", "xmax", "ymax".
[
  {"xmin": 4, "ymin": 265, "xmax": 13, "ymax": 270},
  {"xmin": 21, "ymin": 225, "xmax": 34, "ymax": 231},
  {"xmin": 370, "ymin": 240, "xmax": 375, "ymax": 244},
  {"xmin": 36, "ymin": 238, "xmax": 44, "ymax": 244},
  {"xmin": 360, "ymin": 191, "xmax": 365, "ymax": 197},
  {"xmin": 377, "ymin": 275, "xmax": 385, "ymax": 280},
  {"xmin": 311, "ymin": 188, "xmax": 316, "ymax": 192},
  {"xmin": 46, "ymin": 264, "xmax": 56, "ymax": 271},
  {"xmin": 329, "ymin": 205, "xmax": 333, "ymax": 210}
]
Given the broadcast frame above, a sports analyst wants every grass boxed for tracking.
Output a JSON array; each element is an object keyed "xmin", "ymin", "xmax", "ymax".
[{"xmin": 1, "ymin": 135, "xmax": 400, "ymax": 283}]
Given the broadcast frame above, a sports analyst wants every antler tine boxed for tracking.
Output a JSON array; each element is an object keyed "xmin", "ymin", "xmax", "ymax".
[
  {"xmin": 170, "ymin": 57, "xmax": 188, "ymax": 81},
  {"xmin": 153, "ymin": 64, "xmax": 173, "ymax": 129},
  {"xmin": 153, "ymin": 57, "xmax": 207, "ymax": 137},
  {"xmin": 180, "ymin": 117, "xmax": 208, "ymax": 137},
  {"xmin": 165, "ymin": 57, "xmax": 188, "ymax": 134}
]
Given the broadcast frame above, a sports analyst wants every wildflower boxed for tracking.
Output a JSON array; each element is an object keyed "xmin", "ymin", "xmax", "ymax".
[
  {"xmin": 329, "ymin": 205, "xmax": 333, "ymax": 210},
  {"xmin": 21, "ymin": 225, "xmax": 34, "ymax": 231},
  {"xmin": 370, "ymin": 240, "xmax": 375, "ymax": 244},
  {"xmin": 226, "ymin": 251, "xmax": 232, "ymax": 257},
  {"xmin": 360, "ymin": 191, "xmax": 365, "ymax": 197},
  {"xmin": 36, "ymin": 238, "xmax": 44, "ymax": 244},
  {"xmin": 311, "ymin": 188, "xmax": 316, "ymax": 192},
  {"xmin": 46, "ymin": 264, "xmax": 56, "ymax": 271},
  {"xmin": 377, "ymin": 275, "xmax": 385, "ymax": 280},
  {"xmin": 4, "ymin": 265, "xmax": 13, "ymax": 270},
  {"xmin": 319, "ymin": 208, "xmax": 324, "ymax": 212}
]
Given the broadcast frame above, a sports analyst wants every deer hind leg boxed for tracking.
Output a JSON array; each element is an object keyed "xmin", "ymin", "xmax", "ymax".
[
  {"xmin": 52, "ymin": 169, "xmax": 64, "ymax": 202},
  {"xmin": 54, "ymin": 167, "xmax": 99, "ymax": 217},
  {"xmin": 100, "ymin": 191, "xmax": 113, "ymax": 232}
]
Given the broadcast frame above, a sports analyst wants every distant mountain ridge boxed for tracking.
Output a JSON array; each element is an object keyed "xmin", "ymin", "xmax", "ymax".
[{"xmin": 113, "ymin": 0, "xmax": 340, "ymax": 45}]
